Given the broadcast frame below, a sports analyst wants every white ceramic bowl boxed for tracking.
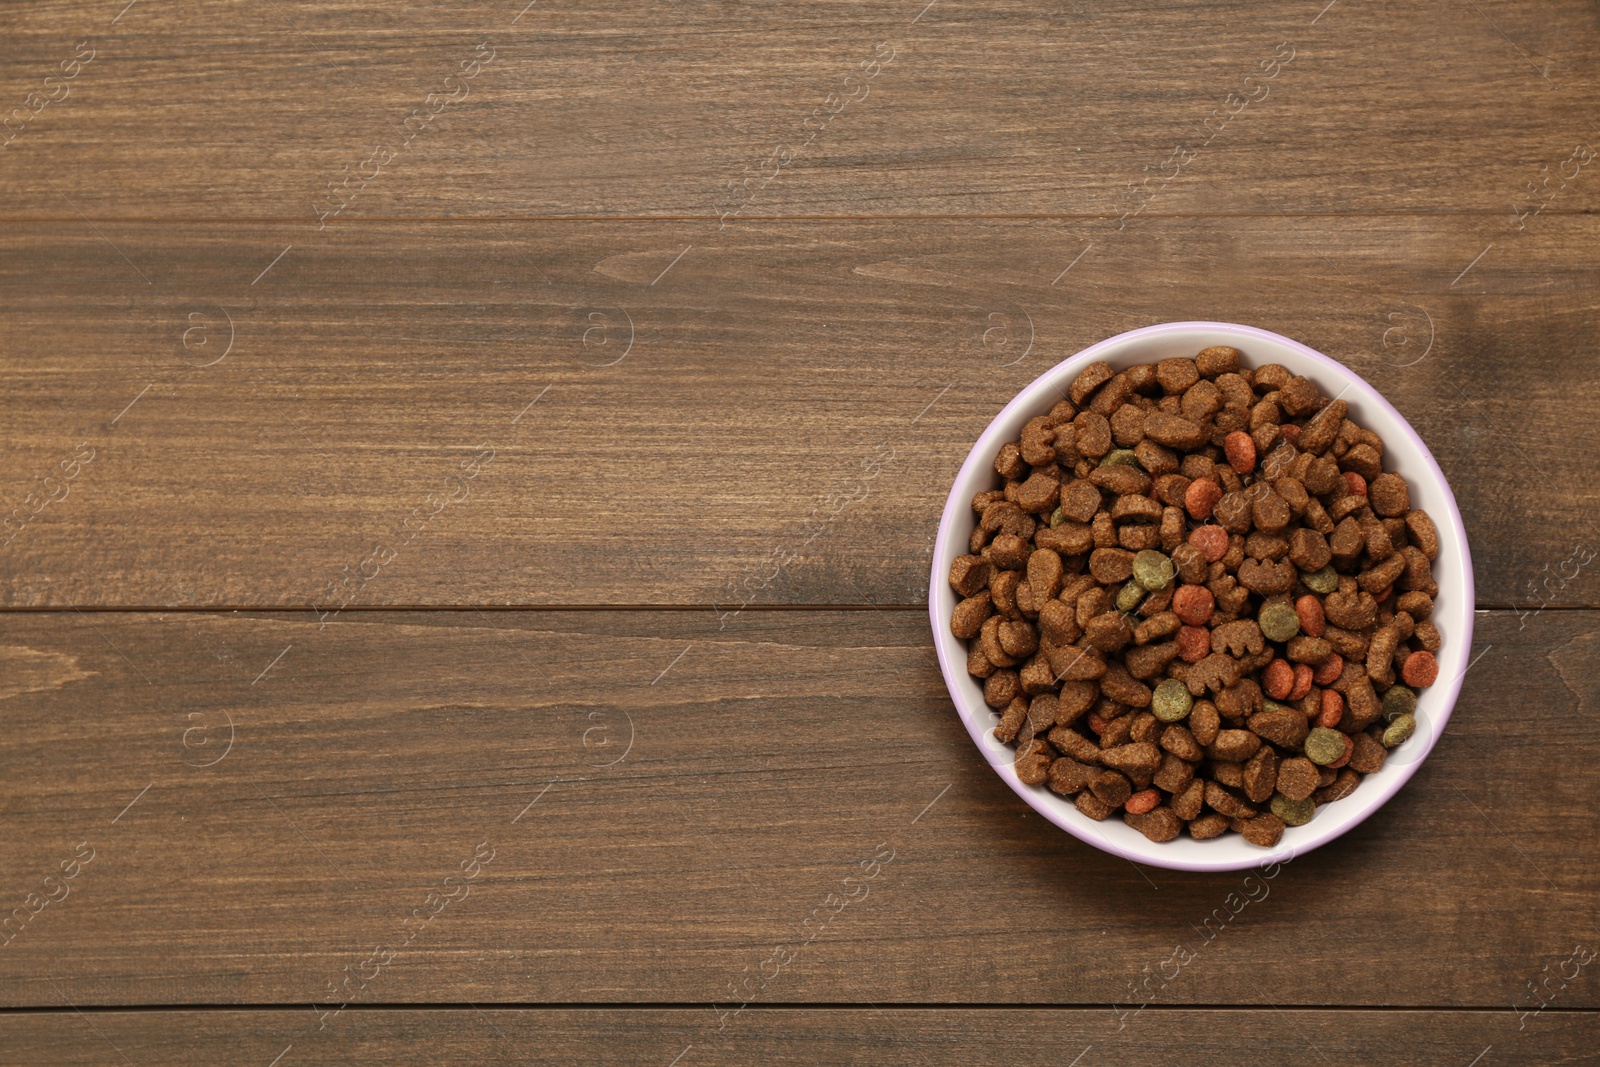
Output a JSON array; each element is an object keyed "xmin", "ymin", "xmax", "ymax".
[{"xmin": 930, "ymin": 322, "xmax": 1474, "ymax": 873}]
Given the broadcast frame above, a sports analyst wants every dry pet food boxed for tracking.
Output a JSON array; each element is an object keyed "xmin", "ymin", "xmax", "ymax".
[{"xmin": 951, "ymin": 347, "xmax": 1444, "ymax": 846}]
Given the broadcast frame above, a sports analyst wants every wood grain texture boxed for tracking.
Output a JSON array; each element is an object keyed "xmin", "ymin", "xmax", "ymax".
[
  {"xmin": 0, "ymin": 0, "xmax": 1598, "ymax": 218},
  {"xmin": 2, "ymin": 215, "xmax": 1596, "ymax": 609},
  {"xmin": 0, "ymin": 608, "xmax": 1594, "ymax": 1008},
  {"xmin": 2, "ymin": 1008, "xmax": 1595, "ymax": 1066}
]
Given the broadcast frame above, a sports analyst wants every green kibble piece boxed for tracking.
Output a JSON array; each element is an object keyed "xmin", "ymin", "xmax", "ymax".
[
  {"xmin": 1116, "ymin": 581, "xmax": 1146, "ymax": 613},
  {"xmin": 1303, "ymin": 565, "xmax": 1339, "ymax": 594},
  {"xmin": 1382, "ymin": 713, "xmax": 1417, "ymax": 748},
  {"xmin": 1132, "ymin": 550, "xmax": 1175, "ymax": 591},
  {"xmin": 1259, "ymin": 600, "xmax": 1301, "ymax": 643},
  {"xmin": 1050, "ymin": 505, "xmax": 1064, "ymax": 527},
  {"xmin": 1382, "ymin": 685, "xmax": 1417, "ymax": 722},
  {"xmin": 1271, "ymin": 793, "xmax": 1316, "ymax": 827},
  {"xmin": 1152, "ymin": 679, "xmax": 1193, "ymax": 723},
  {"xmin": 1100, "ymin": 448, "xmax": 1140, "ymax": 468},
  {"xmin": 1304, "ymin": 727, "xmax": 1346, "ymax": 766}
]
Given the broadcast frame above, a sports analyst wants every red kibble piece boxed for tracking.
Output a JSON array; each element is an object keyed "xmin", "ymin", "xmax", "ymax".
[
  {"xmin": 1172, "ymin": 584, "xmax": 1216, "ymax": 626},
  {"xmin": 1189, "ymin": 525, "xmax": 1230, "ymax": 563},
  {"xmin": 1279, "ymin": 424, "xmax": 1301, "ymax": 445},
  {"xmin": 1262, "ymin": 659, "xmax": 1295, "ymax": 700},
  {"xmin": 1086, "ymin": 711, "xmax": 1109, "ymax": 735},
  {"xmin": 1373, "ymin": 584, "xmax": 1394, "ymax": 605},
  {"xmin": 1125, "ymin": 788, "xmax": 1161, "ymax": 815},
  {"xmin": 1224, "ymin": 431, "xmax": 1257, "ymax": 473},
  {"xmin": 1185, "ymin": 478, "xmax": 1223, "ymax": 521},
  {"xmin": 1327, "ymin": 733, "xmax": 1355, "ymax": 769},
  {"xmin": 1312, "ymin": 652, "xmax": 1344, "ymax": 687},
  {"xmin": 1295, "ymin": 594, "xmax": 1326, "ymax": 637},
  {"xmin": 1402, "ymin": 650, "xmax": 1440, "ymax": 687},
  {"xmin": 1289, "ymin": 663, "xmax": 1315, "ymax": 701},
  {"xmin": 1317, "ymin": 689, "xmax": 1344, "ymax": 728},
  {"xmin": 1344, "ymin": 472, "xmax": 1368, "ymax": 497},
  {"xmin": 1177, "ymin": 625, "xmax": 1212, "ymax": 662}
]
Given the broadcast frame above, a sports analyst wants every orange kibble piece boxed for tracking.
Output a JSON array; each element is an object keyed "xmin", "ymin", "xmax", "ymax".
[
  {"xmin": 1317, "ymin": 689, "xmax": 1344, "ymax": 728},
  {"xmin": 1344, "ymin": 471, "xmax": 1368, "ymax": 497},
  {"xmin": 1402, "ymin": 650, "xmax": 1440, "ymax": 687},
  {"xmin": 1188, "ymin": 525, "xmax": 1230, "ymax": 563},
  {"xmin": 1172, "ymin": 584, "xmax": 1215, "ymax": 626},
  {"xmin": 1224, "ymin": 431, "xmax": 1257, "ymax": 473},
  {"xmin": 1086, "ymin": 711, "xmax": 1109, "ymax": 734},
  {"xmin": 1185, "ymin": 478, "xmax": 1223, "ymax": 521},
  {"xmin": 1279, "ymin": 424, "xmax": 1301, "ymax": 445},
  {"xmin": 1312, "ymin": 652, "xmax": 1344, "ymax": 687},
  {"xmin": 1289, "ymin": 663, "xmax": 1315, "ymax": 701},
  {"xmin": 1295, "ymin": 595, "xmax": 1326, "ymax": 637},
  {"xmin": 1177, "ymin": 625, "xmax": 1211, "ymax": 662},
  {"xmin": 1262, "ymin": 658, "xmax": 1295, "ymax": 700},
  {"xmin": 1125, "ymin": 788, "xmax": 1161, "ymax": 815}
]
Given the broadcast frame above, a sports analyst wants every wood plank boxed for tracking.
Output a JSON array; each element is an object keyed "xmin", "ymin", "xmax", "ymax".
[
  {"xmin": 1, "ymin": 1008, "xmax": 1594, "ymax": 1066},
  {"xmin": 0, "ymin": 608, "xmax": 1594, "ymax": 1008},
  {"xmin": 2, "ymin": 0, "xmax": 1599, "ymax": 218},
  {"xmin": 1, "ymin": 215, "xmax": 1595, "ymax": 608}
]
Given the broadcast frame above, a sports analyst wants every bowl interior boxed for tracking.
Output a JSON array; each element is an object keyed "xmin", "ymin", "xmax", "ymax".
[{"xmin": 930, "ymin": 322, "xmax": 1473, "ymax": 873}]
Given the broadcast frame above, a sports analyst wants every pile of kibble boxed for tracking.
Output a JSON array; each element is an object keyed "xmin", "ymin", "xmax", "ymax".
[{"xmin": 950, "ymin": 347, "xmax": 1442, "ymax": 846}]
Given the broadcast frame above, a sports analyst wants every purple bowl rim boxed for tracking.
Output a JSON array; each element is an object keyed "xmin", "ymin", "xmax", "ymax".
[{"xmin": 928, "ymin": 320, "xmax": 1476, "ymax": 873}]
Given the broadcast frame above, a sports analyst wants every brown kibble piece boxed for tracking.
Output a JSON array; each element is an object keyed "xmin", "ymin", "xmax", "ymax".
[
  {"xmin": 1048, "ymin": 756, "xmax": 1097, "ymax": 796},
  {"xmin": 993, "ymin": 696, "xmax": 1028, "ymax": 743},
  {"xmin": 1276, "ymin": 757, "xmax": 1320, "ymax": 801},
  {"xmin": 951, "ymin": 592, "xmax": 992, "ymax": 639},
  {"xmin": 1028, "ymin": 548, "xmax": 1065, "ymax": 603},
  {"xmin": 984, "ymin": 669, "xmax": 1020, "ymax": 709},
  {"xmin": 1100, "ymin": 742, "xmax": 1163, "ymax": 779},
  {"xmin": 1204, "ymin": 780, "xmax": 1257, "ymax": 819},
  {"xmin": 1188, "ymin": 701, "xmax": 1221, "ymax": 745},
  {"xmin": 1206, "ymin": 729, "xmax": 1262, "ymax": 762},
  {"xmin": 1172, "ymin": 779, "xmax": 1206, "ymax": 821},
  {"xmin": 950, "ymin": 555, "xmax": 994, "ymax": 598},
  {"xmin": 1249, "ymin": 705, "xmax": 1309, "ymax": 749},
  {"xmin": 1406, "ymin": 509, "xmax": 1440, "ymax": 560},
  {"xmin": 1075, "ymin": 411, "xmax": 1112, "ymax": 458},
  {"xmin": 1289, "ymin": 528, "xmax": 1332, "ymax": 572},
  {"xmin": 1016, "ymin": 470, "xmax": 1060, "ymax": 514},
  {"xmin": 1242, "ymin": 745, "xmax": 1279, "ymax": 805},
  {"xmin": 1195, "ymin": 346, "xmax": 1241, "ymax": 377},
  {"xmin": 1190, "ymin": 812, "xmax": 1230, "ymax": 839},
  {"xmin": 1015, "ymin": 738, "xmax": 1052, "ymax": 785},
  {"xmin": 1125, "ymin": 806, "xmax": 1183, "ymax": 842},
  {"xmin": 1090, "ymin": 769, "xmax": 1134, "ymax": 808},
  {"xmin": 1058, "ymin": 479, "xmax": 1102, "ymax": 524},
  {"xmin": 1070, "ymin": 362, "xmax": 1115, "ymax": 405},
  {"xmin": 1314, "ymin": 768, "xmax": 1361, "ymax": 805},
  {"xmin": 1048, "ymin": 642, "xmax": 1108, "ymax": 682},
  {"xmin": 1239, "ymin": 813, "xmax": 1286, "ymax": 847},
  {"xmin": 1348, "ymin": 732, "xmax": 1388, "ymax": 774},
  {"xmin": 998, "ymin": 619, "xmax": 1040, "ymax": 660},
  {"xmin": 1144, "ymin": 412, "xmax": 1208, "ymax": 450},
  {"xmin": 1368, "ymin": 472, "xmax": 1410, "ymax": 517},
  {"xmin": 1076, "ymin": 791, "xmax": 1115, "ymax": 820},
  {"xmin": 1160, "ymin": 724, "xmax": 1204, "ymax": 762},
  {"xmin": 1089, "ymin": 547, "xmax": 1136, "ymax": 584},
  {"xmin": 1153, "ymin": 752, "xmax": 1195, "ymax": 794},
  {"xmin": 1299, "ymin": 399, "xmax": 1348, "ymax": 455}
]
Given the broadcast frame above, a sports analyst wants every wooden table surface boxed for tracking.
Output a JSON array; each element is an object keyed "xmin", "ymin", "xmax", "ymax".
[{"xmin": 2, "ymin": 1, "xmax": 1598, "ymax": 1063}]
